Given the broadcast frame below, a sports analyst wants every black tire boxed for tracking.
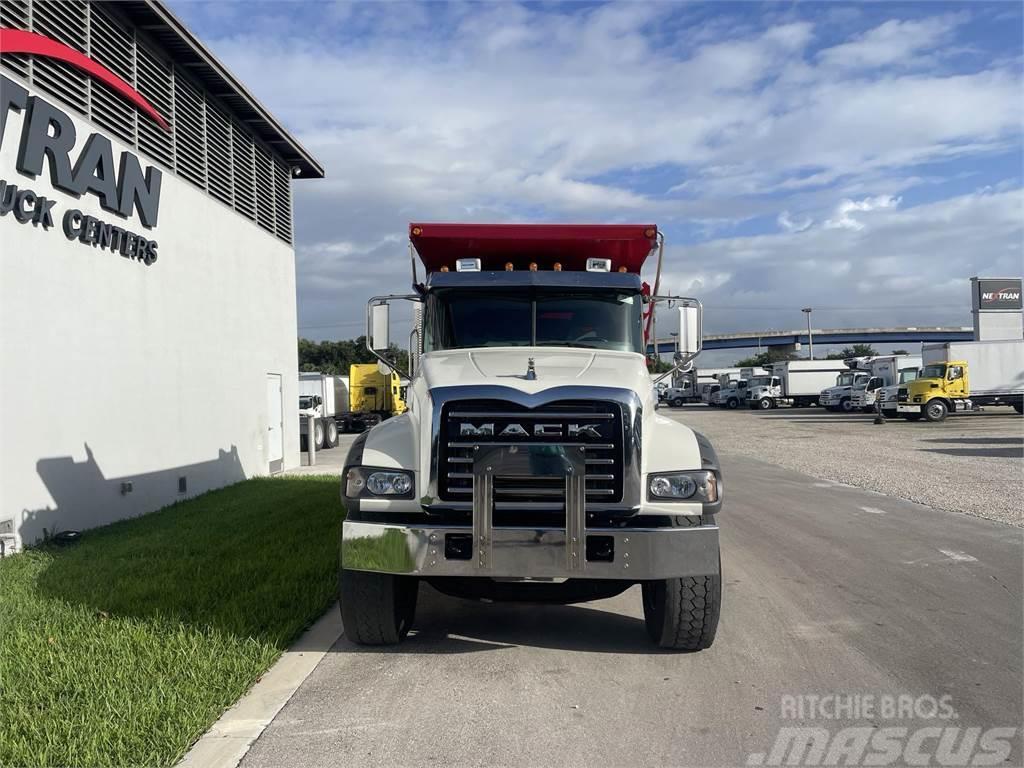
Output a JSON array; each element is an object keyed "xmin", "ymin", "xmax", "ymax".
[
  {"xmin": 726, "ymin": 398, "xmax": 739, "ymax": 410},
  {"xmin": 757, "ymin": 398, "xmax": 772, "ymax": 410},
  {"xmin": 903, "ymin": 412, "xmax": 923, "ymax": 422},
  {"xmin": 325, "ymin": 419, "xmax": 339, "ymax": 448},
  {"xmin": 924, "ymin": 399, "xmax": 948, "ymax": 423},
  {"xmin": 840, "ymin": 397, "xmax": 853, "ymax": 413},
  {"xmin": 314, "ymin": 420, "xmax": 325, "ymax": 449},
  {"xmin": 671, "ymin": 397, "xmax": 684, "ymax": 407},
  {"xmin": 642, "ymin": 558, "xmax": 722, "ymax": 651},
  {"xmin": 339, "ymin": 568, "xmax": 419, "ymax": 645}
]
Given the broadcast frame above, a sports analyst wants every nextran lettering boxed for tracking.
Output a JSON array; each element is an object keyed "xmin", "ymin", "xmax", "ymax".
[{"xmin": 1, "ymin": 75, "xmax": 161, "ymax": 227}]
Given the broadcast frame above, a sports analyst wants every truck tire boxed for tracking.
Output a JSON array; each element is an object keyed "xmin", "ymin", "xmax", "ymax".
[
  {"xmin": 757, "ymin": 397, "xmax": 772, "ymax": 410},
  {"xmin": 642, "ymin": 559, "xmax": 721, "ymax": 651},
  {"xmin": 924, "ymin": 399, "xmax": 949, "ymax": 423},
  {"xmin": 314, "ymin": 420, "xmax": 325, "ymax": 449},
  {"xmin": 840, "ymin": 397, "xmax": 853, "ymax": 413},
  {"xmin": 339, "ymin": 568, "xmax": 418, "ymax": 645},
  {"xmin": 325, "ymin": 419, "xmax": 339, "ymax": 448},
  {"xmin": 726, "ymin": 397, "xmax": 739, "ymax": 410},
  {"xmin": 671, "ymin": 397, "xmax": 684, "ymax": 407}
]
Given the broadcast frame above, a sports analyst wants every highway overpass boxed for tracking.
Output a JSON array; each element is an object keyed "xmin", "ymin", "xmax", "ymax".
[{"xmin": 648, "ymin": 326, "xmax": 974, "ymax": 355}]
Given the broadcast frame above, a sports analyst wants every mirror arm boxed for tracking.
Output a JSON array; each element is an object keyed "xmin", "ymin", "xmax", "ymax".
[
  {"xmin": 652, "ymin": 297, "xmax": 703, "ymax": 385},
  {"xmin": 366, "ymin": 294, "xmax": 420, "ymax": 380}
]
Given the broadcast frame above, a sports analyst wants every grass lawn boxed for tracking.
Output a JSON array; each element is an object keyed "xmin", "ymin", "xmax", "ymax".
[{"xmin": 0, "ymin": 475, "xmax": 343, "ymax": 768}]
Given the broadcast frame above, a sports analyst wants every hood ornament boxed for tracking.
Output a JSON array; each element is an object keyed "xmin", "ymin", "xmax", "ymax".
[{"xmin": 525, "ymin": 357, "xmax": 537, "ymax": 380}]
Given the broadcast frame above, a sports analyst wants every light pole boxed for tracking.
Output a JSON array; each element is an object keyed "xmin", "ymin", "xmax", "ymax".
[{"xmin": 801, "ymin": 308, "xmax": 813, "ymax": 359}]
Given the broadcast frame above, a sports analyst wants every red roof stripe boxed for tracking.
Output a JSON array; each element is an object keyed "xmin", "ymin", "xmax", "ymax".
[{"xmin": 0, "ymin": 28, "xmax": 170, "ymax": 130}]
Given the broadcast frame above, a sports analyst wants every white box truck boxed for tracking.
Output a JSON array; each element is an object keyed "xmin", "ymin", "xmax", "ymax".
[
  {"xmin": 851, "ymin": 355, "xmax": 922, "ymax": 412},
  {"xmin": 717, "ymin": 366, "xmax": 766, "ymax": 409},
  {"xmin": 897, "ymin": 340, "xmax": 1024, "ymax": 421},
  {"xmin": 298, "ymin": 372, "xmax": 349, "ymax": 449},
  {"xmin": 746, "ymin": 359, "xmax": 849, "ymax": 409}
]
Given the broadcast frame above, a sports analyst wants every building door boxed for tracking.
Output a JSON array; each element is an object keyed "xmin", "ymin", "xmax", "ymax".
[{"xmin": 266, "ymin": 373, "xmax": 284, "ymax": 474}]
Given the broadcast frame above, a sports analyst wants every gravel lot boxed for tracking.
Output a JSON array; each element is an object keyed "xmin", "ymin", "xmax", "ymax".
[{"xmin": 666, "ymin": 404, "xmax": 1023, "ymax": 526}]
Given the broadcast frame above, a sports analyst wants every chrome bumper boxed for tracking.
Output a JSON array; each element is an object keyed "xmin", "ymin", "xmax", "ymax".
[{"xmin": 342, "ymin": 520, "xmax": 720, "ymax": 579}]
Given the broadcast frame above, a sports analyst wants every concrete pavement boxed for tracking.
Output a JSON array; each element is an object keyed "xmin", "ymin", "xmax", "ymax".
[{"xmin": 241, "ymin": 448, "xmax": 1023, "ymax": 767}]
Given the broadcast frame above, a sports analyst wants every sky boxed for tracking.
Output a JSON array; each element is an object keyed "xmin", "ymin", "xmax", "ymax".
[{"xmin": 170, "ymin": 0, "xmax": 1023, "ymax": 364}]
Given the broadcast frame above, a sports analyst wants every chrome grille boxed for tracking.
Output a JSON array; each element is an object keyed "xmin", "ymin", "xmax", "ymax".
[{"xmin": 439, "ymin": 400, "xmax": 623, "ymax": 504}]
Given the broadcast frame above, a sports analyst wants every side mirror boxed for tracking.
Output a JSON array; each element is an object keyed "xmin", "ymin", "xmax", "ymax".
[
  {"xmin": 370, "ymin": 302, "xmax": 390, "ymax": 353},
  {"xmin": 677, "ymin": 304, "xmax": 700, "ymax": 357}
]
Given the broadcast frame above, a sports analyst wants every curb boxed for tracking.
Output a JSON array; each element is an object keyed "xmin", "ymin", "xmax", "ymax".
[{"xmin": 176, "ymin": 603, "xmax": 344, "ymax": 768}]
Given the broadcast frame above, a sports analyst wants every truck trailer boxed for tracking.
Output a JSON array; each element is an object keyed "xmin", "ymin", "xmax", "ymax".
[
  {"xmin": 338, "ymin": 223, "xmax": 723, "ymax": 650},
  {"xmin": 747, "ymin": 359, "xmax": 849, "ymax": 409},
  {"xmin": 298, "ymin": 372, "xmax": 347, "ymax": 449},
  {"xmin": 897, "ymin": 339, "xmax": 1024, "ymax": 422}
]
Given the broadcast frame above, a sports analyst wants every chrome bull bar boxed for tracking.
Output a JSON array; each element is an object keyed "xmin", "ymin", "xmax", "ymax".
[{"xmin": 342, "ymin": 443, "xmax": 720, "ymax": 580}]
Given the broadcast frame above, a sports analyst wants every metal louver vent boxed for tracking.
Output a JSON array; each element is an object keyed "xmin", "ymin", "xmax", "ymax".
[
  {"xmin": 0, "ymin": 0, "xmax": 31, "ymax": 78},
  {"xmin": 3, "ymin": 0, "xmax": 296, "ymax": 245},
  {"xmin": 88, "ymin": 6, "xmax": 135, "ymax": 145},
  {"xmin": 173, "ymin": 74, "xmax": 206, "ymax": 188},
  {"xmin": 205, "ymin": 101, "xmax": 233, "ymax": 205},
  {"xmin": 31, "ymin": 0, "xmax": 89, "ymax": 115},
  {"xmin": 232, "ymin": 123, "xmax": 256, "ymax": 220},
  {"xmin": 135, "ymin": 43, "xmax": 173, "ymax": 168},
  {"xmin": 273, "ymin": 158, "xmax": 293, "ymax": 244},
  {"xmin": 254, "ymin": 143, "xmax": 275, "ymax": 233}
]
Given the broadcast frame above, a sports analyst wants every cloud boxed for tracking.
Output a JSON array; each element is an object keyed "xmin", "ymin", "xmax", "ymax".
[
  {"xmin": 167, "ymin": 1, "xmax": 1024, "ymax": 342},
  {"xmin": 824, "ymin": 194, "xmax": 902, "ymax": 230}
]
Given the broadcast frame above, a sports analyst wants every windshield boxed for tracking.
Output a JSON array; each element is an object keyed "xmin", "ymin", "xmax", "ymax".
[
  {"xmin": 836, "ymin": 372, "xmax": 860, "ymax": 386},
  {"xmin": 749, "ymin": 376, "xmax": 771, "ymax": 387},
  {"xmin": 423, "ymin": 288, "xmax": 643, "ymax": 352},
  {"xmin": 299, "ymin": 396, "xmax": 315, "ymax": 409},
  {"xmin": 920, "ymin": 363, "xmax": 946, "ymax": 379},
  {"xmin": 899, "ymin": 369, "xmax": 919, "ymax": 384}
]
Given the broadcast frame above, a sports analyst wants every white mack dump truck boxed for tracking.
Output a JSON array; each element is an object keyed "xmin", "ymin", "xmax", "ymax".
[{"xmin": 339, "ymin": 223, "xmax": 723, "ymax": 650}]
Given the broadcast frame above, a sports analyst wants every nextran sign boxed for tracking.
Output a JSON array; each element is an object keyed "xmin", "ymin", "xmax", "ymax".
[
  {"xmin": 0, "ymin": 29, "xmax": 167, "ymax": 265},
  {"xmin": 976, "ymin": 279, "xmax": 1023, "ymax": 311}
]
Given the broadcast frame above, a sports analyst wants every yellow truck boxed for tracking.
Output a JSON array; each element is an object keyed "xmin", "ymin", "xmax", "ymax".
[
  {"xmin": 340, "ymin": 363, "xmax": 406, "ymax": 432},
  {"xmin": 897, "ymin": 340, "xmax": 1024, "ymax": 422}
]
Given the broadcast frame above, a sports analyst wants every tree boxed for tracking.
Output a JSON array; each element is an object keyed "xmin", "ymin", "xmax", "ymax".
[
  {"xmin": 298, "ymin": 336, "xmax": 409, "ymax": 376},
  {"xmin": 733, "ymin": 348, "xmax": 797, "ymax": 368},
  {"xmin": 826, "ymin": 343, "xmax": 878, "ymax": 360}
]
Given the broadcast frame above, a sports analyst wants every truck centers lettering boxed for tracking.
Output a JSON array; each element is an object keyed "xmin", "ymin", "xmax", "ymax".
[{"xmin": 1, "ymin": 73, "xmax": 162, "ymax": 265}]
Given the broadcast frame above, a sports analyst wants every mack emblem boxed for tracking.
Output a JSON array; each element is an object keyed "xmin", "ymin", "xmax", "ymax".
[{"xmin": 459, "ymin": 422, "xmax": 603, "ymax": 438}]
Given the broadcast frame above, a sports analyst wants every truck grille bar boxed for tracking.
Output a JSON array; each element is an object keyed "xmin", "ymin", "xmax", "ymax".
[{"xmin": 439, "ymin": 399, "xmax": 624, "ymax": 506}]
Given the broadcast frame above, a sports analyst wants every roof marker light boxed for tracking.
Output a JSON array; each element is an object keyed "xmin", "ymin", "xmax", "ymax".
[
  {"xmin": 618, "ymin": 266, "xmax": 627, "ymax": 273},
  {"xmin": 505, "ymin": 262, "xmax": 514, "ymax": 271},
  {"xmin": 456, "ymin": 258, "xmax": 481, "ymax": 272},
  {"xmin": 586, "ymin": 258, "xmax": 612, "ymax": 272},
  {"xmin": 529, "ymin": 262, "xmax": 538, "ymax": 271},
  {"xmin": 411, "ymin": 226, "xmax": 423, "ymax": 236},
  {"xmin": 440, "ymin": 265, "xmax": 449, "ymax": 272},
  {"xmin": 553, "ymin": 262, "xmax": 562, "ymax": 271},
  {"xmin": 644, "ymin": 228, "xmax": 656, "ymax": 238}
]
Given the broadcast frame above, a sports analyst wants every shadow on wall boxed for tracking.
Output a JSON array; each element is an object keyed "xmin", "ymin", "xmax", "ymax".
[{"xmin": 20, "ymin": 443, "xmax": 247, "ymax": 546}]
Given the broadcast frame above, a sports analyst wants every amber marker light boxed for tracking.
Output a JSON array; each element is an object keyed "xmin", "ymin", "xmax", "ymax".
[
  {"xmin": 440, "ymin": 265, "xmax": 449, "ymax": 272},
  {"xmin": 553, "ymin": 262, "xmax": 562, "ymax": 271},
  {"xmin": 618, "ymin": 266, "xmax": 627, "ymax": 273},
  {"xmin": 529, "ymin": 262, "xmax": 538, "ymax": 271},
  {"xmin": 505, "ymin": 262, "xmax": 514, "ymax": 271},
  {"xmin": 411, "ymin": 226, "xmax": 422, "ymax": 236}
]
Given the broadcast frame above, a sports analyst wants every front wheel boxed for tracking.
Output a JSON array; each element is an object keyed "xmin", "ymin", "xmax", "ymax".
[
  {"xmin": 924, "ymin": 400, "xmax": 949, "ymax": 423},
  {"xmin": 840, "ymin": 397, "xmax": 853, "ymax": 413},
  {"xmin": 671, "ymin": 397, "xmax": 684, "ymax": 407},
  {"xmin": 726, "ymin": 398, "xmax": 739, "ymax": 410},
  {"xmin": 339, "ymin": 568, "xmax": 419, "ymax": 645},
  {"xmin": 757, "ymin": 397, "xmax": 772, "ymax": 410},
  {"xmin": 642, "ymin": 562, "xmax": 722, "ymax": 651}
]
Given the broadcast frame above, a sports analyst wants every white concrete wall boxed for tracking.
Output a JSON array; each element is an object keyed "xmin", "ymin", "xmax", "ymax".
[{"xmin": 0, "ymin": 77, "xmax": 301, "ymax": 551}]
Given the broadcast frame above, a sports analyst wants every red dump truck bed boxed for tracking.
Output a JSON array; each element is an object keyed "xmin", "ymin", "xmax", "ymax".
[{"xmin": 409, "ymin": 223, "xmax": 658, "ymax": 274}]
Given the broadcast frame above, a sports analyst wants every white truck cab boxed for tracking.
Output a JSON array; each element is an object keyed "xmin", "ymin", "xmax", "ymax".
[
  {"xmin": 338, "ymin": 223, "xmax": 723, "ymax": 650},
  {"xmin": 820, "ymin": 368, "xmax": 872, "ymax": 412}
]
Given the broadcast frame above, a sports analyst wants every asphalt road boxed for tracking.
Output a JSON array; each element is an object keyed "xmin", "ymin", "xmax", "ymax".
[{"xmin": 245, "ymin": 448, "xmax": 1022, "ymax": 767}]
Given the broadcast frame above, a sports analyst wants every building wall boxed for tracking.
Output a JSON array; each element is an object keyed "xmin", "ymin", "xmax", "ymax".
[{"xmin": 0, "ymin": 75, "xmax": 301, "ymax": 551}]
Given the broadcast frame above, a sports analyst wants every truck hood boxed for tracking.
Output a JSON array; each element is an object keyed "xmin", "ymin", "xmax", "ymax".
[{"xmin": 418, "ymin": 347, "xmax": 655, "ymax": 399}]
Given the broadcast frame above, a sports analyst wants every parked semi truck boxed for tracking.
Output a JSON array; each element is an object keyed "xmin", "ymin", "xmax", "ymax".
[
  {"xmin": 746, "ymin": 359, "xmax": 849, "ymax": 409},
  {"xmin": 897, "ymin": 339, "xmax": 1024, "ymax": 422},
  {"xmin": 850, "ymin": 355, "xmax": 922, "ymax": 413},
  {"xmin": 664, "ymin": 369, "xmax": 718, "ymax": 407},
  {"xmin": 342, "ymin": 363, "xmax": 407, "ymax": 432},
  {"xmin": 298, "ymin": 372, "xmax": 347, "ymax": 450},
  {"xmin": 339, "ymin": 223, "xmax": 723, "ymax": 650},
  {"xmin": 716, "ymin": 366, "xmax": 766, "ymax": 409},
  {"xmin": 819, "ymin": 364, "xmax": 872, "ymax": 412}
]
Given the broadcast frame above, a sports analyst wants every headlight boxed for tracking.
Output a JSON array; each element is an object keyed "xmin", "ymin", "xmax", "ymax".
[
  {"xmin": 345, "ymin": 467, "xmax": 414, "ymax": 497},
  {"xmin": 648, "ymin": 470, "xmax": 719, "ymax": 502}
]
